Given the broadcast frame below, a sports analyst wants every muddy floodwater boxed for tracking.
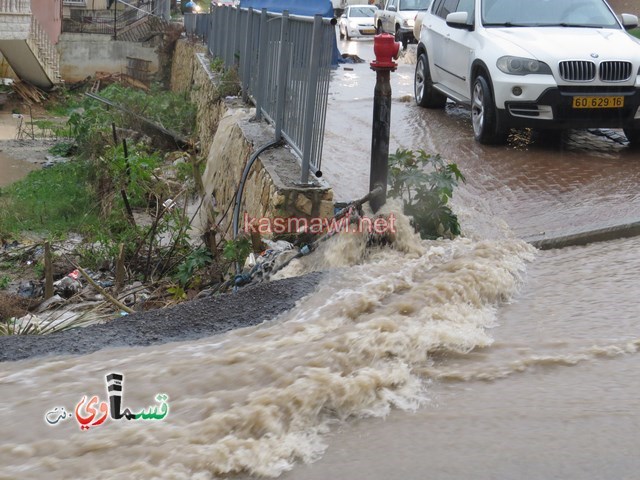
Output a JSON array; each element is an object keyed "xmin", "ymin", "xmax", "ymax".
[
  {"xmin": 0, "ymin": 151, "xmax": 37, "ymax": 187},
  {"xmin": 0, "ymin": 112, "xmax": 38, "ymax": 186},
  {"xmin": 0, "ymin": 211, "xmax": 539, "ymax": 479},
  {"xmin": 1, "ymin": 207, "xmax": 638, "ymax": 479}
]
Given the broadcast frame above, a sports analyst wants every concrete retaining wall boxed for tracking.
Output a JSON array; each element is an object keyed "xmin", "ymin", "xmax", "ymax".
[
  {"xmin": 57, "ymin": 33, "xmax": 160, "ymax": 83},
  {"xmin": 170, "ymin": 39, "xmax": 333, "ymax": 237}
]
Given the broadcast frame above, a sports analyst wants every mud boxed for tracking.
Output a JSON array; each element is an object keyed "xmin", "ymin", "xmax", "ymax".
[
  {"xmin": 0, "ymin": 273, "xmax": 322, "ymax": 362},
  {"xmin": 0, "ymin": 138, "xmax": 57, "ymax": 164}
]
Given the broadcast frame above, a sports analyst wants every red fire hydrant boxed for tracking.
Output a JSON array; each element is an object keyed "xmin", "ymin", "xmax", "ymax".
[
  {"xmin": 369, "ymin": 33, "xmax": 400, "ymax": 213},
  {"xmin": 370, "ymin": 33, "xmax": 401, "ymax": 71}
]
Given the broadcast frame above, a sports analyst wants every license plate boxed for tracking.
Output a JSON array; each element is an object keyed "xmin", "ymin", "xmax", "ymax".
[
  {"xmin": 362, "ymin": 29, "xmax": 375, "ymax": 34},
  {"xmin": 572, "ymin": 96, "xmax": 624, "ymax": 109}
]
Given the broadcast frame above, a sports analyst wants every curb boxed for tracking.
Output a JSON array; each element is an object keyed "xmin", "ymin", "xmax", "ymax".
[{"xmin": 526, "ymin": 220, "xmax": 640, "ymax": 250}]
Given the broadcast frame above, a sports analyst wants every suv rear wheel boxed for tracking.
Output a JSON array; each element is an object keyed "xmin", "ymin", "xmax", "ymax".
[
  {"xmin": 471, "ymin": 75, "xmax": 508, "ymax": 145},
  {"xmin": 415, "ymin": 53, "xmax": 446, "ymax": 108}
]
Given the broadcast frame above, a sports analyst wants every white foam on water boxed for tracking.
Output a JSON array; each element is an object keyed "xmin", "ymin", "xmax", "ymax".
[{"xmin": 0, "ymin": 209, "xmax": 536, "ymax": 479}]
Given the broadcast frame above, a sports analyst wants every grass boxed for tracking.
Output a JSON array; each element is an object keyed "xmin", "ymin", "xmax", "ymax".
[
  {"xmin": 45, "ymin": 88, "xmax": 83, "ymax": 117},
  {"xmin": 630, "ymin": 28, "xmax": 640, "ymax": 39},
  {"xmin": 0, "ymin": 160, "xmax": 100, "ymax": 237}
]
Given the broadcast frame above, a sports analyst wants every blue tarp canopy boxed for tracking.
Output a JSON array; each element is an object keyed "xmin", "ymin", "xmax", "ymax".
[{"xmin": 238, "ymin": 0, "xmax": 333, "ymax": 18}]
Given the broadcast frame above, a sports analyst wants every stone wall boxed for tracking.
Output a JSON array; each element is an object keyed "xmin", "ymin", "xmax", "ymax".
[
  {"xmin": 170, "ymin": 39, "xmax": 334, "ymax": 238},
  {"xmin": 0, "ymin": 12, "xmax": 30, "ymax": 40}
]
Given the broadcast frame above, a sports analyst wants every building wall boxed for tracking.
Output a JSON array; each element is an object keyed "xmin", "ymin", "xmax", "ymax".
[
  {"xmin": 87, "ymin": 0, "xmax": 110, "ymax": 9},
  {"xmin": 30, "ymin": 0, "xmax": 62, "ymax": 44},
  {"xmin": 58, "ymin": 32, "xmax": 159, "ymax": 82}
]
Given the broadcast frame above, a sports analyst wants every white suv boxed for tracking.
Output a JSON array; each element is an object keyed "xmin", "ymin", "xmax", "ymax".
[{"xmin": 414, "ymin": 0, "xmax": 640, "ymax": 145}]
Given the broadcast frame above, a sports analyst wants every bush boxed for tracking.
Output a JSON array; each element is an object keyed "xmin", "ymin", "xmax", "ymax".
[
  {"xmin": 388, "ymin": 148, "xmax": 465, "ymax": 240},
  {"xmin": 67, "ymin": 83, "xmax": 197, "ymax": 157}
]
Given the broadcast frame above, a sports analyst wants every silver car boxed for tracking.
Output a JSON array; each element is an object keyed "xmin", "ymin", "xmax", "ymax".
[{"xmin": 339, "ymin": 5, "xmax": 378, "ymax": 40}]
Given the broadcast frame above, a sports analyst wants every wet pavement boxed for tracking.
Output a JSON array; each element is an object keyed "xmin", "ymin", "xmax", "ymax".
[{"xmin": 323, "ymin": 40, "xmax": 640, "ymax": 241}]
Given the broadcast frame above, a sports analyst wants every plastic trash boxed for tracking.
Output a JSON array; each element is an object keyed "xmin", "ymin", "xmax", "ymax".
[
  {"xmin": 53, "ymin": 270, "xmax": 82, "ymax": 299},
  {"xmin": 263, "ymin": 239, "xmax": 294, "ymax": 252}
]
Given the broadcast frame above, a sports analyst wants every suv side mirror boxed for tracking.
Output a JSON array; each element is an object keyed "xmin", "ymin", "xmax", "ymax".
[
  {"xmin": 388, "ymin": 5, "xmax": 397, "ymax": 11},
  {"xmin": 621, "ymin": 13, "xmax": 639, "ymax": 30},
  {"xmin": 446, "ymin": 11, "xmax": 473, "ymax": 30}
]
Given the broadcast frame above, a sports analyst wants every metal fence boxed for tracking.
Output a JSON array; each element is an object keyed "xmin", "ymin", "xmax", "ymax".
[
  {"xmin": 185, "ymin": 7, "xmax": 335, "ymax": 184},
  {"xmin": 62, "ymin": 0, "xmax": 165, "ymax": 35}
]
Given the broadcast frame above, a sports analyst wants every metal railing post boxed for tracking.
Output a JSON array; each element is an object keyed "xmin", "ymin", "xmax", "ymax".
[
  {"xmin": 241, "ymin": 8, "xmax": 252, "ymax": 103},
  {"xmin": 215, "ymin": 11, "xmax": 220, "ymax": 55},
  {"xmin": 254, "ymin": 8, "xmax": 268, "ymax": 121},
  {"xmin": 274, "ymin": 10, "xmax": 290, "ymax": 141},
  {"xmin": 221, "ymin": 7, "xmax": 229, "ymax": 65},
  {"xmin": 299, "ymin": 14, "xmax": 323, "ymax": 184},
  {"xmin": 211, "ymin": 8, "xmax": 217, "ymax": 56},
  {"xmin": 232, "ymin": 6, "xmax": 240, "ymax": 68}
]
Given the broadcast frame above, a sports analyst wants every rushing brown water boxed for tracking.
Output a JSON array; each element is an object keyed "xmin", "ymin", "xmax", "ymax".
[
  {"xmin": 0, "ymin": 209, "xmax": 539, "ymax": 479},
  {"xmin": 284, "ymin": 236, "xmax": 640, "ymax": 480}
]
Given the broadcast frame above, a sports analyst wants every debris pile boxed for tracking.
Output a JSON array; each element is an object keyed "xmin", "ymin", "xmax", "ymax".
[{"xmin": 12, "ymin": 81, "xmax": 47, "ymax": 104}]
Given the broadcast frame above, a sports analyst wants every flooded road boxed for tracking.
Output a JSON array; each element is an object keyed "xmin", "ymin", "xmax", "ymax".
[
  {"xmin": 323, "ymin": 40, "xmax": 640, "ymax": 240},
  {"xmin": 284, "ymin": 237, "xmax": 640, "ymax": 480},
  {"xmin": 0, "ymin": 217, "xmax": 536, "ymax": 479},
  {"xmin": 1, "ymin": 35, "xmax": 640, "ymax": 480}
]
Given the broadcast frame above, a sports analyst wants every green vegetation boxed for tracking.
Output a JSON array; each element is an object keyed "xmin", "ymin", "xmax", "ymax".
[
  {"xmin": 208, "ymin": 57, "xmax": 241, "ymax": 98},
  {"xmin": 223, "ymin": 237, "xmax": 252, "ymax": 266},
  {"xmin": 174, "ymin": 247, "xmax": 214, "ymax": 287},
  {"xmin": 0, "ymin": 160, "xmax": 98, "ymax": 236},
  {"xmin": 210, "ymin": 57, "xmax": 224, "ymax": 72},
  {"xmin": 388, "ymin": 148, "xmax": 465, "ymax": 240},
  {"xmin": 630, "ymin": 28, "xmax": 640, "ymax": 39},
  {"xmin": 0, "ymin": 55, "xmax": 251, "ymax": 333},
  {"xmin": 68, "ymin": 83, "xmax": 196, "ymax": 158},
  {"xmin": 45, "ymin": 87, "xmax": 83, "ymax": 117},
  {"xmin": 48, "ymin": 141, "xmax": 76, "ymax": 157},
  {"xmin": 0, "ymin": 84, "xmax": 203, "ymax": 280}
]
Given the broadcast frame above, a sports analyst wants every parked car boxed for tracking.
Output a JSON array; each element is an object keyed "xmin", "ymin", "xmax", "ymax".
[
  {"xmin": 414, "ymin": 0, "xmax": 640, "ymax": 145},
  {"xmin": 339, "ymin": 5, "xmax": 378, "ymax": 39},
  {"xmin": 374, "ymin": 0, "xmax": 431, "ymax": 49}
]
